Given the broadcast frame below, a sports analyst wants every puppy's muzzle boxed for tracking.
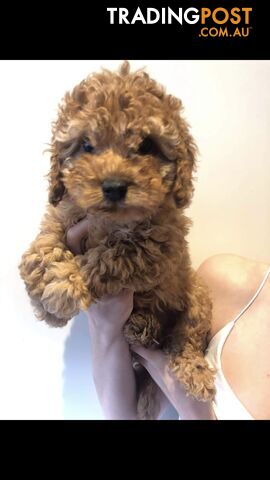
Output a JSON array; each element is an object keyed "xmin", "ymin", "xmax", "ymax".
[{"xmin": 102, "ymin": 177, "xmax": 128, "ymax": 202}]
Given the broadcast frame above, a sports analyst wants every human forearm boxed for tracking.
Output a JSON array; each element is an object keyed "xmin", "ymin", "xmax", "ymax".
[
  {"xmin": 88, "ymin": 322, "xmax": 138, "ymax": 420},
  {"xmin": 66, "ymin": 222, "xmax": 139, "ymax": 420},
  {"xmin": 131, "ymin": 346, "xmax": 215, "ymax": 420},
  {"xmin": 162, "ymin": 366, "xmax": 215, "ymax": 419},
  {"xmin": 171, "ymin": 385, "xmax": 215, "ymax": 420}
]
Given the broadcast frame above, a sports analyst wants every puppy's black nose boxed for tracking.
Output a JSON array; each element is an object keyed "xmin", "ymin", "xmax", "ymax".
[{"xmin": 102, "ymin": 178, "xmax": 128, "ymax": 202}]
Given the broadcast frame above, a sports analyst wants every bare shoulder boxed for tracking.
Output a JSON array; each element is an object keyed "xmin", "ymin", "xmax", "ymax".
[
  {"xmin": 197, "ymin": 254, "xmax": 270, "ymax": 336},
  {"xmin": 197, "ymin": 253, "xmax": 269, "ymax": 298}
]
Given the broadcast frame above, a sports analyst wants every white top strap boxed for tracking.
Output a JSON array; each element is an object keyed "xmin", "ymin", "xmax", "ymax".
[
  {"xmin": 233, "ymin": 265, "xmax": 270, "ymax": 325},
  {"xmin": 205, "ymin": 264, "xmax": 270, "ymax": 420}
]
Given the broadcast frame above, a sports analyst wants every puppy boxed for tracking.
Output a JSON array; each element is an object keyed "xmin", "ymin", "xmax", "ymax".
[{"xmin": 19, "ymin": 62, "xmax": 215, "ymax": 419}]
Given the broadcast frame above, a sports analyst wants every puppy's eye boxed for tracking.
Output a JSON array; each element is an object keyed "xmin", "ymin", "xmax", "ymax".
[
  {"xmin": 82, "ymin": 138, "xmax": 94, "ymax": 153},
  {"xmin": 137, "ymin": 137, "xmax": 156, "ymax": 156}
]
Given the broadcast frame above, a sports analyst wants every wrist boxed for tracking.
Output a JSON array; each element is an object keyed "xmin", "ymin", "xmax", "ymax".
[{"xmin": 87, "ymin": 312, "xmax": 124, "ymax": 344}]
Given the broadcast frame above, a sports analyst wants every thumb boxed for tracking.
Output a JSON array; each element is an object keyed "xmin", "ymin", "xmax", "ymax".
[
  {"xmin": 66, "ymin": 217, "xmax": 90, "ymax": 254},
  {"xmin": 131, "ymin": 344, "xmax": 154, "ymax": 362},
  {"xmin": 131, "ymin": 344, "xmax": 167, "ymax": 370}
]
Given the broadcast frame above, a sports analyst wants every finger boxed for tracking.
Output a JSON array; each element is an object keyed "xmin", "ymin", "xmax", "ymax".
[
  {"xmin": 131, "ymin": 353, "xmax": 146, "ymax": 369},
  {"xmin": 118, "ymin": 288, "xmax": 135, "ymax": 300},
  {"xmin": 130, "ymin": 344, "xmax": 153, "ymax": 361},
  {"xmin": 101, "ymin": 289, "xmax": 134, "ymax": 303},
  {"xmin": 66, "ymin": 217, "xmax": 90, "ymax": 254},
  {"xmin": 131, "ymin": 344, "xmax": 167, "ymax": 369}
]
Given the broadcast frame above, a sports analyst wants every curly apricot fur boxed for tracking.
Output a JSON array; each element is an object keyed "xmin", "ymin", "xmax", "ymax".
[{"xmin": 19, "ymin": 62, "xmax": 215, "ymax": 419}]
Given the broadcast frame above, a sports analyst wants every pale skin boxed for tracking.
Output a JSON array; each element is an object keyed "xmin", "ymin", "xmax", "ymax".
[{"xmin": 67, "ymin": 218, "xmax": 270, "ymax": 420}]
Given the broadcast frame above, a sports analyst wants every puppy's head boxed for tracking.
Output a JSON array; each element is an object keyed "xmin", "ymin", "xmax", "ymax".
[{"xmin": 48, "ymin": 62, "xmax": 197, "ymax": 222}]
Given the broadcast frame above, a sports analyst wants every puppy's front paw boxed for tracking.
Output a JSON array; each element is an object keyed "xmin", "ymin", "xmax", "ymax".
[
  {"xmin": 171, "ymin": 356, "xmax": 216, "ymax": 401},
  {"xmin": 41, "ymin": 261, "xmax": 90, "ymax": 319},
  {"xmin": 124, "ymin": 312, "xmax": 161, "ymax": 348}
]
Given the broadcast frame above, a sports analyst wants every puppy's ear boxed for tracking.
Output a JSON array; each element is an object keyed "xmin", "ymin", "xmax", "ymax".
[
  {"xmin": 173, "ymin": 135, "xmax": 197, "ymax": 209},
  {"xmin": 48, "ymin": 144, "xmax": 66, "ymax": 206}
]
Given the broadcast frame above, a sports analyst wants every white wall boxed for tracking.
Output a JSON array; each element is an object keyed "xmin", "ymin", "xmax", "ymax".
[{"xmin": 0, "ymin": 60, "xmax": 269, "ymax": 419}]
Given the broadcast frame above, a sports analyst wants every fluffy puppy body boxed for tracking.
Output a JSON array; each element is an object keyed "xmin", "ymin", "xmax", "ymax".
[{"xmin": 19, "ymin": 63, "xmax": 215, "ymax": 418}]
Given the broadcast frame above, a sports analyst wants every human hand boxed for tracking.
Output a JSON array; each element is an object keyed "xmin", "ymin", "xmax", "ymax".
[
  {"xmin": 131, "ymin": 344, "xmax": 214, "ymax": 419},
  {"xmin": 66, "ymin": 217, "xmax": 134, "ymax": 339},
  {"xmin": 131, "ymin": 344, "xmax": 189, "ymax": 415},
  {"xmin": 131, "ymin": 345, "xmax": 170, "ymax": 396},
  {"xmin": 86, "ymin": 290, "xmax": 134, "ymax": 339},
  {"xmin": 66, "ymin": 216, "xmax": 91, "ymax": 255}
]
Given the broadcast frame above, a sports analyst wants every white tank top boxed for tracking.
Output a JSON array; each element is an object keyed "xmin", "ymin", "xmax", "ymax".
[{"xmin": 205, "ymin": 265, "xmax": 270, "ymax": 420}]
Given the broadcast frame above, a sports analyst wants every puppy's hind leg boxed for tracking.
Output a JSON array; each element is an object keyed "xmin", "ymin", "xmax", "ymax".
[{"xmin": 167, "ymin": 274, "xmax": 216, "ymax": 401}]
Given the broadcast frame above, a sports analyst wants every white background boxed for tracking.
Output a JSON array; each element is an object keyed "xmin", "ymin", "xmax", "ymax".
[{"xmin": 0, "ymin": 60, "xmax": 269, "ymax": 419}]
